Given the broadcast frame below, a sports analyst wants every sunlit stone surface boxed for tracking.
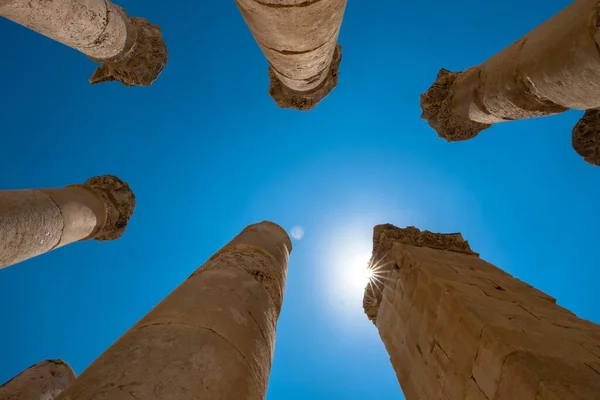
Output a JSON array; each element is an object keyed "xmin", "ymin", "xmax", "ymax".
[
  {"xmin": 235, "ymin": 0, "xmax": 347, "ymax": 110},
  {"xmin": 0, "ymin": 175, "xmax": 136, "ymax": 269},
  {"xmin": 420, "ymin": 0, "xmax": 600, "ymax": 166},
  {"xmin": 55, "ymin": 221, "xmax": 292, "ymax": 400},
  {"xmin": 364, "ymin": 224, "xmax": 600, "ymax": 399},
  {"xmin": 0, "ymin": 0, "xmax": 168, "ymax": 86}
]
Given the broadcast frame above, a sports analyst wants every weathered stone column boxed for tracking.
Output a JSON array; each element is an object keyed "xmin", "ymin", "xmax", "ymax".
[
  {"xmin": 235, "ymin": 0, "xmax": 347, "ymax": 111},
  {"xmin": 0, "ymin": 175, "xmax": 135, "ymax": 270},
  {"xmin": 364, "ymin": 224, "xmax": 600, "ymax": 400},
  {"xmin": 56, "ymin": 221, "xmax": 292, "ymax": 400},
  {"xmin": 420, "ymin": 0, "xmax": 600, "ymax": 166},
  {"xmin": 0, "ymin": 359, "xmax": 76, "ymax": 400},
  {"xmin": 0, "ymin": 0, "xmax": 168, "ymax": 86}
]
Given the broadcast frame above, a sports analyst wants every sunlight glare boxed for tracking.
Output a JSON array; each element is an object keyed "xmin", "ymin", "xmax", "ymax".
[{"xmin": 341, "ymin": 249, "xmax": 374, "ymax": 294}]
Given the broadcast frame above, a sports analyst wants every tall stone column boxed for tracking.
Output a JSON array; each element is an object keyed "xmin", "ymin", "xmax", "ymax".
[
  {"xmin": 364, "ymin": 224, "xmax": 600, "ymax": 400},
  {"xmin": 0, "ymin": 359, "xmax": 76, "ymax": 400},
  {"xmin": 0, "ymin": 0, "xmax": 168, "ymax": 86},
  {"xmin": 236, "ymin": 0, "xmax": 347, "ymax": 111},
  {"xmin": 56, "ymin": 221, "xmax": 292, "ymax": 400},
  {"xmin": 0, "ymin": 175, "xmax": 135, "ymax": 270},
  {"xmin": 420, "ymin": 0, "xmax": 600, "ymax": 166}
]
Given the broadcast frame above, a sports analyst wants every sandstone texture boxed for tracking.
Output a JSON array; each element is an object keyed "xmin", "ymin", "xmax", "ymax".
[
  {"xmin": 0, "ymin": 359, "xmax": 76, "ymax": 400},
  {"xmin": 364, "ymin": 224, "xmax": 600, "ymax": 400},
  {"xmin": 56, "ymin": 221, "xmax": 292, "ymax": 400},
  {"xmin": 236, "ymin": 0, "xmax": 347, "ymax": 110},
  {"xmin": 420, "ymin": 0, "xmax": 600, "ymax": 165},
  {"xmin": 0, "ymin": 175, "xmax": 135, "ymax": 269},
  {"xmin": 0, "ymin": 0, "xmax": 167, "ymax": 86}
]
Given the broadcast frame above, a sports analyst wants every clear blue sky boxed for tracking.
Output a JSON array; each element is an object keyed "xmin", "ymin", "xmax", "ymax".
[{"xmin": 1, "ymin": 0, "xmax": 598, "ymax": 398}]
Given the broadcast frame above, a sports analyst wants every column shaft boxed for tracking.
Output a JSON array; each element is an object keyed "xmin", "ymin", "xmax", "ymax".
[
  {"xmin": 1, "ymin": 0, "xmax": 129, "ymax": 60},
  {"xmin": 364, "ymin": 225, "xmax": 600, "ymax": 400},
  {"xmin": 420, "ymin": 0, "xmax": 600, "ymax": 165},
  {"xmin": 0, "ymin": 359, "xmax": 76, "ymax": 400},
  {"xmin": 55, "ymin": 221, "xmax": 292, "ymax": 400},
  {"xmin": 236, "ymin": 0, "xmax": 347, "ymax": 110},
  {"xmin": 0, "ymin": 175, "xmax": 135, "ymax": 270},
  {"xmin": 0, "ymin": 0, "xmax": 168, "ymax": 86}
]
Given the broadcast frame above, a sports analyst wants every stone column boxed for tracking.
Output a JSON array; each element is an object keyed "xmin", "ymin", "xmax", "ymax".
[
  {"xmin": 0, "ymin": 175, "xmax": 135, "ymax": 270},
  {"xmin": 0, "ymin": 0, "xmax": 168, "ymax": 86},
  {"xmin": 235, "ymin": 0, "xmax": 347, "ymax": 111},
  {"xmin": 56, "ymin": 221, "xmax": 292, "ymax": 400},
  {"xmin": 420, "ymin": 0, "xmax": 600, "ymax": 166},
  {"xmin": 0, "ymin": 359, "xmax": 76, "ymax": 400},
  {"xmin": 363, "ymin": 224, "xmax": 600, "ymax": 400}
]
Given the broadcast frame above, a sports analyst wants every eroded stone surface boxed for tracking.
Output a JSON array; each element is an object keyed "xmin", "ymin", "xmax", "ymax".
[
  {"xmin": 572, "ymin": 109, "xmax": 600, "ymax": 166},
  {"xmin": 0, "ymin": 359, "xmax": 76, "ymax": 400},
  {"xmin": 364, "ymin": 224, "xmax": 476, "ymax": 323},
  {"xmin": 365, "ymin": 224, "xmax": 600, "ymax": 399},
  {"xmin": 55, "ymin": 221, "xmax": 291, "ymax": 400},
  {"xmin": 420, "ymin": 0, "xmax": 600, "ymax": 165},
  {"xmin": 81, "ymin": 175, "xmax": 136, "ymax": 241},
  {"xmin": 236, "ymin": 0, "xmax": 346, "ymax": 110},
  {"xmin": 420, "ymin": 68, "xmax": 491, "ymax": 141},
  {"xmin": 268, "ymin": 44, "xmax": 342, "ymax": 111},
  {"xmin": 89, "ymin": 11, "xmax": 168, "ymax": 87}
]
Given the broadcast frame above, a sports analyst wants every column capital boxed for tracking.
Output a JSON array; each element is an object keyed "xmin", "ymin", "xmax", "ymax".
[
  {"xmin": 572, "ymin": 109, "xmax": 600, "ymax": 166},
  {"xmin": 78, "ymin": 175, "xmax": 136, "ymax": 241},
  {"xmin": 373, "ymin": 224, "xmax": 477, "ymax": 259},
  {"xmin": 89, "ymin": 6, "xmax": 168, "ymax": 87},
  {"xmin": 268, "ymin": 44, "xmax": 342, "ymax": 111},
  {"xmin": 420, "ymin": 68, "xmax": 491, "ymax": 141}
]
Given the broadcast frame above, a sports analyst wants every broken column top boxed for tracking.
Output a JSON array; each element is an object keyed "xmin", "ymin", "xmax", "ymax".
[
  {"xmin": 76, "ymin": 174, "xmax": 136, "ymax": 241},
  {"xmin": 89, "ymin": 11, "xmax": 169, "ymax": 87},
  {"xmin": 0, "ymin": 359, "xmax": 76, "ymax": 400},
  {"xmin": 363, "ymin": 224, "xmax": 478, "ymax": 323},
  {"xmin": 202, "ymin": 221, "xmax": 292, "ymax": 313},
  {"xmin": 268, "ymin": 44, "xmax": 342, "ymax": 111}
]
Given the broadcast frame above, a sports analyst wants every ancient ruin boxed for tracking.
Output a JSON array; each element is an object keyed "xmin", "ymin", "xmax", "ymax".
[
  {"xmin": 0, "ymin": 175, "xmax": 136, "ymax": 270},
  {"xmin": 0, "ymin": 0, "xmax": 168, "ymax": 86},
  {"xmin": 363, "ymin": 224, "xmax": 600, "ymax": 399},
  {"xmin": 0, "ymin": 359, "xmax": 76, "ymax": 400},
  {"xmin": 235, "ymin": 0, "xmax": 347, "ymax": 110},
  {"xmin": 420, "ymin": 0, "xmax": 600, "ymax": 166},
  {"xmin": 54, "ymin": 221, "xmax": 292, "ymax": 400}
]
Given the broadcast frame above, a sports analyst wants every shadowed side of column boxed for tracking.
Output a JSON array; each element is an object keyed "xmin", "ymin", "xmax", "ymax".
[
  {"xmin": 0, "ymin": 359, "xmax": 76, "ymax": 400},
  {"xmin": 0, "ymin": 174, "xmax": 136, "ymax": 269},
  {"xmin": 364, "ymin": 224, "xmax": 600, "ymax": 399},
  {"xmin": 236, "ymin": 0, "xmax": 347, "ymax": 110},
  {"xmin": 0, "ymin": 0, "xmax": 168, "ymax": 86},
  {"xmin": 56, "ymin": 221, "xmax": 292, "ymax": 400},
  {"xmin": 420, "ymin": 0, "xmax": 600, "ymax": 166}
]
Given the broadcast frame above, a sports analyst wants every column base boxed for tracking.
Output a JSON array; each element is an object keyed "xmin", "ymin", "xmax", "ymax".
[
  {"xmin": 268, "ymin": 44, "xmax": 342, "ymax": 111},
  {"xmin": 572, "ymin": 109, "xmax": 600, "ymax": 166},
  {"xmin": 420, "ymin": 68, "xmax": 491, "ymax": 141},
  {"xmin": 89, "ymin": 11, "xmax": 168, "ymax": 87}
]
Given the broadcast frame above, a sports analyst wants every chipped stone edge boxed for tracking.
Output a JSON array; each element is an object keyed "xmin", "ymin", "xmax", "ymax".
[
  {"xmin": 420, "ymin": 68, "xmax": 491, "ymax": 141},
  {"xmin": 88, "ymin": 7, "xmax": 168, "ymax": 87},
  {"xmin": 363, "ymin": 224, "xmax": 478, "ymax": 324},
  {"xmin": 572, "ymin": 109, "xmax": 600, "ymax": 166},
  {"xmin": 268, "ymin": 44, "xmax": 342, "ymax": 111},
  {"xmin": 75, "ymin": 175, "xmax": 136, "ymax": 241}
]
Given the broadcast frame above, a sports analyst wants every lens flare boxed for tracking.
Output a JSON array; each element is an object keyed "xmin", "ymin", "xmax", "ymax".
[{"xmin": 290, "ymin": 225, "xmax": 304, "ymax": 240}]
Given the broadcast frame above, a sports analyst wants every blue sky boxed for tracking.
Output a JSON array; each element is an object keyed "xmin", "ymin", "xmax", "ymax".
[{"xmin": 1, "ymin": 0, "xmax": 598, "ymax": 398}]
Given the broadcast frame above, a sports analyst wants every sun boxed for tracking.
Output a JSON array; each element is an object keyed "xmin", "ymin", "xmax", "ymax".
[{"xmin": 342, "ymin": 250, "xmax": 374, "ymax": 293}]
